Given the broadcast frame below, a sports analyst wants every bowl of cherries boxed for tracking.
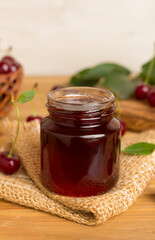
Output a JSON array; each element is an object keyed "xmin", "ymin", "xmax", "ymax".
[{"xmin": 0, "ymin": 55, "xmax": 23, "ymax": 117}]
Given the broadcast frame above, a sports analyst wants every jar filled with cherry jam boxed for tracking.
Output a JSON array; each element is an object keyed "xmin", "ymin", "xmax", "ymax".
[{"xmin": 41, "ymin": 87, "xmax": 121, "ymax": 197}]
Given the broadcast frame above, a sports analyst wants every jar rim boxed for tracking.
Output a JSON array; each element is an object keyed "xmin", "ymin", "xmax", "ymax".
[{"xmin": 47, "ymin": 87, "xmax": 115, "ymax": 112}]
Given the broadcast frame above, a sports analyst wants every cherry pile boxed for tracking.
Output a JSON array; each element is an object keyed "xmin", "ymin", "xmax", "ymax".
[
  {"xmin": 135, "ymin": 84, "xmax": 155, "ymax": 107},
  {"xmin": 0, "ymin": 55, "xmax": 21, "ymax": 74}
]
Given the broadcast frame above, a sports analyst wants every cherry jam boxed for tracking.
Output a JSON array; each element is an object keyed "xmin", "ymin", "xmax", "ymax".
[{"xmin": 41, "ymin": 87, "xmax": 121, "ymax": 197}]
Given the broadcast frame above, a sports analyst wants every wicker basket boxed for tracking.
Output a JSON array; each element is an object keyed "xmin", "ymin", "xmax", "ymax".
[{"xmin": 0, "ymin": 67, "xmax": 23, "ymax": 118}]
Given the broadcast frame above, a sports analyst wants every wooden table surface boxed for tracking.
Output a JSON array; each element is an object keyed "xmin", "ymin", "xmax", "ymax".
[{"xmin": 0, "ymin": 76, "xmax": 155, "ymax": 240}]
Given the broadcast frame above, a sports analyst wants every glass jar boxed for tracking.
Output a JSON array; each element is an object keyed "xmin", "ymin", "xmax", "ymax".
[{"xmin": 41, "ymin": 87, "xmax": 121, "ymax": 197}]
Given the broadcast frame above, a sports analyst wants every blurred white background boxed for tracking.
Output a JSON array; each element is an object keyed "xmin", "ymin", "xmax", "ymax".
[{"xmin": 0, "ymin": 0, "xmax": 154, "ymax": 75}]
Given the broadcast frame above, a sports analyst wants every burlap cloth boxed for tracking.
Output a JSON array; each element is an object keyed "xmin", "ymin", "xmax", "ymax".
[{"xmin": 0, "ymin": 119, "xmax": 155, "ymax": 226}]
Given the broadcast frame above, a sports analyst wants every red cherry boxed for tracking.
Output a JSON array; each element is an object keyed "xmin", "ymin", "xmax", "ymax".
[
  {"xmin": 147, "ymin": 88, "xmax": 155, "ymax": 107},
  {"xmin": 135, "ymin": 84, "xmax": 150, "ymax": 100},
  {"xmin": 0, "ymin": 61, "xmax": 10, "ymax": 74},
  {"xmin": 120, "ymin": 119, "xmax": 127, "ymax": 136},
  {"xmin": 2, "ymin": 55, "xmax": 15, "ymax": 63},
  {"xmin": 26, "ymin": 115, "xmax": 42, "ymax": 123},
  {"xmin": 0, "ymin": 151, "xmax": 20, "ymax": 175},
  {"xmin": 10, "ymin": 62, "xmax": 20, "ymax": 72},
  {"xmin": 51, "ymin": 85, "xmax": 63, "ymax": 91}
]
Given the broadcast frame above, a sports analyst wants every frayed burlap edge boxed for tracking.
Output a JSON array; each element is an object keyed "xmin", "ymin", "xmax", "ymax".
[{"xmin": 0, "ymin": 118, "xmax": 155, "ymax": 225}]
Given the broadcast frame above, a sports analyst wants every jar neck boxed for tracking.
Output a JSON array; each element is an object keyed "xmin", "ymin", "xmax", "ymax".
[
  {"xmin": 47, "ymin": 103, "xmax": 116, "ymax": 128},
  {"xmin": 46, "ymin": 87, "xmax": 116, "ymax": 128}
]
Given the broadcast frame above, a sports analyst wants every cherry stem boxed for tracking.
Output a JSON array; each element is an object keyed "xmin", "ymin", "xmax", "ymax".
[
  {"xmin": 33, "ymin": 84, "xmax": 45, "ymax": 107},
  {"xmin": 8, "ymin": 95, "xmax": 20, "ymax": 158},
  {"xmin": 0, "ymin": 39, "xmax": 12, "ymax": 55},
  {"xmin": 7, "ymin": 46, "xmax": 12, "ymax": 54},
  {"xmin": 36, "ymin": 88, "xmax": 45, "ymax": 106},
  {"xmin": 31, "ymin": 99, "xmax": 36, "ymax": 116},
  {"xmin": 144, "ymin": 43, "xmax": 155, "ymax": 84}
]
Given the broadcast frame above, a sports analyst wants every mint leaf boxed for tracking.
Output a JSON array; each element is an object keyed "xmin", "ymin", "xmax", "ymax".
[
  {"xmin": 70, "ymin": 63, "xmax": 130, "ymax": 86},
  {"xmin": 101, "ymin": 72, "xmax": 137, "ymax": 99},
  {"xmin": 17, "ymin": 90, "xmax": 35, "ymax": 104},
  {"xmin": 123, "ymin": 142, "xmax": 155, "ymax": 155}
]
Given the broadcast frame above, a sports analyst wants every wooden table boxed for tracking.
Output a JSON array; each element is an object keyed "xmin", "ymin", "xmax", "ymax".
[{"xmin": 0, "ymin": 76, "xmax": 155, "ymax": 240}]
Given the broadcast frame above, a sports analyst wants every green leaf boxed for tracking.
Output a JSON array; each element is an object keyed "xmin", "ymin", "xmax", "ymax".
[
  {"xmin": 123, "ymin": 142, "xmax": 155, "ymax": 155},
  {"xmin": 71, "ymin": 68, "xmax": 99, "ymax": 86},
  {"xmin": 101, "ymin": 72, "xmax": 137, "ymax": 99},
  {"xmin": 17, "ymin": 90, "xmax": 35, "ymax": 104},
  {"xmin": 70, "ymin": 63, "xmax": 131, "ymax": 86},
  {"xmin": 141, "ymin": 57, "xmax": 155, "ymax": 85}
]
